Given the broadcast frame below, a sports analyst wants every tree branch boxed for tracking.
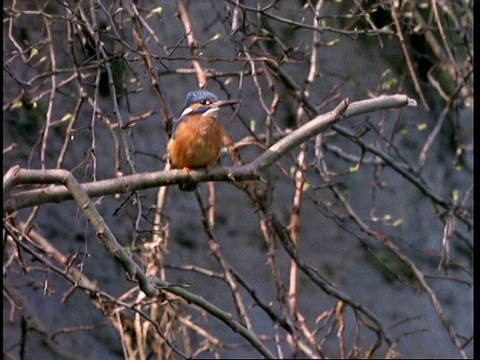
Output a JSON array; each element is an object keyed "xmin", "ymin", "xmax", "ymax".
[
  {"xmin": 4, "ymin": 94, "xmax": 415, "ymax": 213},
  {"xmin": 3, "ymin": 168, "xmax": 275, "ymax": 358}
]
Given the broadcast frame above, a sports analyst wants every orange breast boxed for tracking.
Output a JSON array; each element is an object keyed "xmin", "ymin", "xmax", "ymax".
[{"xmin": 167, "ymin": 115, "xmax": 224, "ymax": 169}]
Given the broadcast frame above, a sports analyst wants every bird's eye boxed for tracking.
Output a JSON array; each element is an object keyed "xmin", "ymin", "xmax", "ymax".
[{"xmin": 201, "ymin": 100, "xmax": 212, "ymax": 105}]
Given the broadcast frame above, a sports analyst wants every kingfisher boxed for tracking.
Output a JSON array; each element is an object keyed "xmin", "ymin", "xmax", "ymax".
[{"xmin": 167, "ymin": 90, "xmax": 240, "ymax": 191}]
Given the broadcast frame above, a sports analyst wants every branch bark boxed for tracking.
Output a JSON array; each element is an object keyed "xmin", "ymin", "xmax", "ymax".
[{"xmin": 4, "ymin": 94, "xmax": 415, "ymax": 213}]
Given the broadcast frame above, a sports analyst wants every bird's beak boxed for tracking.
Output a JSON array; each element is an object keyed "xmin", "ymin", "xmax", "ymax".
[{"xmin": 211, "ymin": 99, "xmax": 241, "ymax": 109}]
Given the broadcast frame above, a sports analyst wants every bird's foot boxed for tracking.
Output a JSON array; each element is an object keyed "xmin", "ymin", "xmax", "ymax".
[{"xmin": 179, "ymin": 167, "xmax": 197, "ymax": 191}]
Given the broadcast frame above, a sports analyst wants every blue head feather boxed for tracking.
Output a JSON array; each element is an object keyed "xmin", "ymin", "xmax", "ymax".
[
  {"xmin": 181, "ymin": 90, "xmax": 218, "ymax": 114},
  {"xmin": 171, "ymin": 90, "xmax": 220, "ymax": 137}
]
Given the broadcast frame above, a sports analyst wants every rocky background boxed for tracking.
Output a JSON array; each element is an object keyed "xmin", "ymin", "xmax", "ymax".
[{"xmin": 3, "ymin": 1, "xmax": 473, "ymax": 359}]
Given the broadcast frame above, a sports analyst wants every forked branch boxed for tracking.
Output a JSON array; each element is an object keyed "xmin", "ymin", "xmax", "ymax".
[{"xmin": 4, "ymin": 94, "xmax": 416, "ymax": 213}]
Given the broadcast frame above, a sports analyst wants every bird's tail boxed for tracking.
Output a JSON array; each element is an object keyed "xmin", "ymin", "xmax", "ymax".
[{"xmin": 179, "ymin": 181, "xmax": 197, "ymax": 191}]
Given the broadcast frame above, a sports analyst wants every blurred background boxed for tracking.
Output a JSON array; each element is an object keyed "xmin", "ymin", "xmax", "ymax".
[{"xmin": 3, "ymin": 1, "xmax": 473, "ymax": 359}]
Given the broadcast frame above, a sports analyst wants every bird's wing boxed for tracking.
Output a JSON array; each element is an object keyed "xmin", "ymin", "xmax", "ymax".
[{"xmin": 170, "ymin": 115, "xmax": 188, "ymax": 139}]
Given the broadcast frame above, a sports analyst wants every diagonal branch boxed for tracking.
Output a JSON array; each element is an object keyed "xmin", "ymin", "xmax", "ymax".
[
  {"xmin": 269, "ymin": 213, "xmax": 396, "ymax": 351},
  {"xmin": 4, "ymin": 94, "xmax": 415, "ymax": 214},
  {"xmin": 3, "ymin": 167, "xmax": 274, "ymax": 358}
]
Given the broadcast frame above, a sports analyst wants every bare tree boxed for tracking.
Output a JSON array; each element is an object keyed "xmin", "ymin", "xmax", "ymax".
[{"xmin": 3, "ymin": 1, "xmax": 472, "ymax": 359}]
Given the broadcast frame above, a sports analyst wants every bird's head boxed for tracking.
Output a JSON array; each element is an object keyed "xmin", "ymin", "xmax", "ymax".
[{"xmin": 179, "ymin": 90, "xmax": 239, "ymax": 118}]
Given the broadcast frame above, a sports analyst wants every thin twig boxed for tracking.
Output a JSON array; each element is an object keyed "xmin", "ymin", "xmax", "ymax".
[{"xmin": 4, "ymin": 95, "xmax": 416, "ymax": 213}]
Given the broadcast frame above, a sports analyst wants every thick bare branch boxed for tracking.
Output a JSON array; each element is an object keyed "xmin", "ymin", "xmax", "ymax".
[{"xmin": 4, "ymin": 94, "xmax": 415, "ymax": 213}]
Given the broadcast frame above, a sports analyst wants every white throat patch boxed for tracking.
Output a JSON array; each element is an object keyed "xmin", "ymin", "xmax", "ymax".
[
  {"xmin": 202, "ymin": 107, "xmax": 219, "ymax": 117},
  {"xmin": 181, "ymin": 106, "xmax": 219, "ymax": 118}
]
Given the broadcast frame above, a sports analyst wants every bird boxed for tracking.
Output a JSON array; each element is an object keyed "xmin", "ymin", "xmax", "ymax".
[{"xmin": 167, "ymin": 90, "xmax": 240, "ymax": 191}]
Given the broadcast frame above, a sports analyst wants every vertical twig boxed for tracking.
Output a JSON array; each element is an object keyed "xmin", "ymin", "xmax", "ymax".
[
  {"xmin": 194, "ymin": 191, "xmax": 254, "ymax": 331},
  {"xmin": 390, "ymin": 0, "xmax": 430, "ymax": 111}
]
